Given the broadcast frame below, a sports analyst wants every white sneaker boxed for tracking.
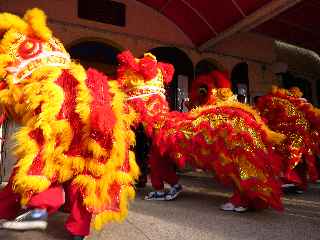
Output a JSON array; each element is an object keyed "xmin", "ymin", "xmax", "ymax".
[
  {"xmin": 220, "ymin": 202, "xmax": 248, "ymax": 212},
  {"xmin": 234, "ymin": 206, "xmax": 248, "ymax": 212},
  {"xmin": 220, "ymin": 202, "xmax": 235, "ymax": 211},
  {"xmin": 282, "ymin": 183, "xmax": 295, "ymax": 188},
  {"xmin": 0, "ymin": 209, "xmax": 48, "ymax": 230},
  {"xmin": 2, "ymin": 220, "xmax": 48, "ymax": 230}
]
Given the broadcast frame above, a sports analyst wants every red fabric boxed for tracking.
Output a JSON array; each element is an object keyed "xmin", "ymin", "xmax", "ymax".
[
  {"xmin": 149, "ymin": 145, "xmax": 179, "ymax": 190},
  {"xmin": 0, "ymin": 184, "xmax": 64, "ymax": 219},
  {"xmin": 0, "ymin": 184, "xmax": 21, "ymax": 220},
  {"xmin": 27, "ymin": 129, "xmax": 45, "ymax": 176},
  {"xmin": 56, "ymin": 70, "xmax": 84, "ymax": 156},
  {"xmin": 230, "ymin": 188, "xmax": 269, "ymax": 210},
  {"xmin": 86, "ymin": 68, "xmax": 115, "ymax": 150},
  {"xmin": 229, "ymin": 189, "xmax": 248, "ymax": 207},
  {"xmin": 0, "ymin": 111, "xmax": 7, "ymax": 125},
  {"xmin": 65, "ymin": 184, "xmax": 92, "ymax": 236},
  {"xmin": 27, "ymin": 185, "xmax": 64, "ymax": 214}
]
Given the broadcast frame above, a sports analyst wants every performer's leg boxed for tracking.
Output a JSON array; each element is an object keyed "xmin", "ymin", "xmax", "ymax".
[
  {"xmin": 148, "ymin": 146, "xmax": 165, "ymax": 191},
  {"xmin": 294, "ymin": 161, "xmax": 308, "ymax": 192},
  {"xmin": 65, "ymin": 184, "xmax": 92, "ymax": 238},
  {"xmin": 27, "ymin": 185, "xmax": 65, "ymax": 214},
  {"xmin": 134, "ymin": 125, "xmax": 150, "ymax": 188},
  {"xmin": 136, "ymin": 151, "xmax": 149, "ymax": 188},
  {"xmin": 145, "ymin": 146, "xmax": 166, "ymax": 200},
  {"xmin": 221, "ymin": 188, "xmax": 248, "ymax": 212},
  {"xmin": 1, "ymin": 185, "xmax": 65, "ymax": 230},
  {"xmin": 224, "ymin": 187, "xmax": 269, "ymax": 212},
  {"xmin": 149, "ymin": 147, "xmax": 179, "ymax": 189},
  {"xmin": 162, "ymin": 156, "xmax": 179, "ymax": 187},
  {"xmin": 162, "ymin": 157, "xmax": 182, "ymax": 201},
  {"xmin": 135, "ymin": 152, "xmax": 148, "ymax": 188},
  {"xmin": 61, "ymin": 182, "xmax": 72, "ymax": 213},
  {"xmin": 0, "ymin": 183, "xmax": 64, "ymax": 220},
  {"xmin": 0, "ymin": 184, "xmax": 21, "ymax": 220},
  {"xmin": 229, "ymin": 190, "xmax": 242, "ymax": 206},
  {"xmin": 305, "ymin": 154, "xmax": 318, "ymax": 183}
]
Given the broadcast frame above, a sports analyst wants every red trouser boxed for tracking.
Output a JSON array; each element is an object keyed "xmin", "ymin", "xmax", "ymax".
[
  {"xmin": 229, "ymin": 188, "xmax": 268, "ymax": 210},
  {"xmin": 0, "ymin": 183, "xmax": 92, "ymax": 236},
  {"xmin": 149, "ymin": 146, "xmax": 179, "ymax": 190},
  {"xmin": 229, "ymin": 189, "xmax": 249, "ymax": 207}
]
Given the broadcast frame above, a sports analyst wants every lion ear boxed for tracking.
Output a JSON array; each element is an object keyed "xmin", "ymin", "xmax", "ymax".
[
  {"xmin": 271, "ymin": 85, "xmax": 278, "ymax": 93},
  {"xmin": 23, "ymin": 8, "xmax": 52, "ymax": 40},
  {"xmin": 0, "ymin": 12, "xmax": 28, "ymax": 34}
]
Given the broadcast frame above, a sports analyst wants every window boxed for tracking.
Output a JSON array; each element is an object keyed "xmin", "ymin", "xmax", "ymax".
[{"xmin": 78, "ymin": 0, "xmax": 126, "ymax": 27}]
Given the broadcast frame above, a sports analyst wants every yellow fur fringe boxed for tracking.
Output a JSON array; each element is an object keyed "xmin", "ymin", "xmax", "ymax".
[{"xmin": 23, "ymin": 8, "xmax": 52, "ymax": 40}]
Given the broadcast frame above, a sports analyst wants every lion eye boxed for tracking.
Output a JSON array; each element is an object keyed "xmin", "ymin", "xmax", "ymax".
[{"xmin": 18, "ymin": 38, "xmax": 42, "ymax": 59}]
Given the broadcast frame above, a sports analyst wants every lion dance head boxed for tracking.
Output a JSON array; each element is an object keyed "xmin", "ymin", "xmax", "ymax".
[
  {"xmin": 0, "ymin": 8, "xmax": 71, "ymax": 121},
  {"xmin": 189, "ymin": 70, "xmax": 232, "ymax": 108},
  {"xmin": 0, "ymin": 8, "xmax": 70, "ymax": 84}
]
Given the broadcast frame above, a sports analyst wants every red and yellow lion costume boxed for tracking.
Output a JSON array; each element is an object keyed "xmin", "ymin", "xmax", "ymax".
[
  {"xmin": 0, "ymin": 8, "xmax": 139, "ymax": 229},
  {"xmin": 119, "ymin": 52, "xmax": 285, "ymax": 211}
]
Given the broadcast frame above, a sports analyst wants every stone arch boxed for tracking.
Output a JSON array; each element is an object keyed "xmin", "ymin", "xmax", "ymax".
[
  {"xmin": 67, "ymin": 37, "xmax": 123, "ymax": 76},
  {"xmin": 195, "ymin": 58, "xmax": 226, "ymax": 77}
]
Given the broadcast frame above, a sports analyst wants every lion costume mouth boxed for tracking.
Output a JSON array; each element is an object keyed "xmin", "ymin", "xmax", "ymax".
[{"xmin": 6, "ymin": 50, "xmax": 71, "ymax": 84}]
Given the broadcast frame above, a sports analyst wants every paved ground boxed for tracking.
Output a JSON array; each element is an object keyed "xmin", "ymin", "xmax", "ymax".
[{"xmin": 1, "ymin": 174, "xmax": 320, "ymax": 240}]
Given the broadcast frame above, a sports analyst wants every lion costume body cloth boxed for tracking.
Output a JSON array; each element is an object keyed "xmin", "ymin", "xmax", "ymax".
[
  {"xmin": 256, "ymin": 86, "xmax": 320, "ymax": 188},
  {"xmin": 0, "ymin": 9, "xmax": 139, "ymax": 229}
]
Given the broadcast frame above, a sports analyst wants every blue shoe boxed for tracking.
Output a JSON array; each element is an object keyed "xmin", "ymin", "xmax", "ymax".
[
  {"xmin": 165, "ymin": 184, "xmax": 182, "ymax": 200},
  {"xmin": 1, "ymin": 209, "xmax": 48, "ymax": 230},
  {"xmin": 144, "ymin": 191, "xmax": 166, "ymax": 200}
]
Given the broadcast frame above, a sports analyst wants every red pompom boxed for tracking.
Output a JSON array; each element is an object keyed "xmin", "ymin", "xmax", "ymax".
[
  {"xmin": 139, "ymin": 55, "xmax": 158, "ymax": 80},
  {"xmin": 158, "ymin": 62, "xmax": 174, "ymax": 84},
  {"xmin": 117, "ymin": 50, "xmax": 139, "ymax": 73}
]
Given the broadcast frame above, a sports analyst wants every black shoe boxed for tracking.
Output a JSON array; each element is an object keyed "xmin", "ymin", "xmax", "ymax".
[
  {"xmin": 282, "ymin": 184, "xmax": 304, "ymax": 194},
  {"xmin": 135, "ymin": 181, "xmax": 147, "ymax": 188}
]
